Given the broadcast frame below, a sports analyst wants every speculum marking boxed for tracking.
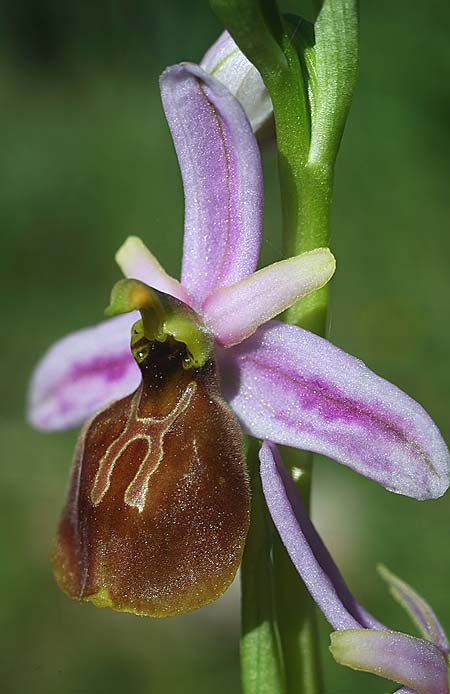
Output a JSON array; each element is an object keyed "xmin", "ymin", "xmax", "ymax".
[{"xmin": 90, "ymin": 382, "xmax": 197, "ymax": 512}]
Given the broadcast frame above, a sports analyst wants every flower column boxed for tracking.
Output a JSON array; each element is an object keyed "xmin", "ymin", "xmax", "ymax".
[{"xmin": 209, "ymin": 1, "xmax": 358, "ymax": 693}]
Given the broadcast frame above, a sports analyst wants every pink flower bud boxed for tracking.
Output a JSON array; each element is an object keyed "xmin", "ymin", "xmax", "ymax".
[{"xmin": 201, "ymin": 31, "xmax": 273, "ymax": 133}]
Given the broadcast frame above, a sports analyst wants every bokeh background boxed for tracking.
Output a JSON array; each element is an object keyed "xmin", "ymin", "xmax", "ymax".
[{"xmin": 1, "ymin": 1, "xmax": 449, "ymax": 692}]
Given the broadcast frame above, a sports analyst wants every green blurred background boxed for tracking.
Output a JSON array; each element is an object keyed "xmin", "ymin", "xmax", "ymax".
[{"xmin": 1, "ymin": 1, "xmax": 449, "ymax": 692}]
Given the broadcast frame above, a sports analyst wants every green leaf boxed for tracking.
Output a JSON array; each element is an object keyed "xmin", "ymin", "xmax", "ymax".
[
  {"xmin": 209, "ymin": 0, "xmax": 311, "ymax": 163},
  {"xmin": 307, "ymin": 0, "xmax": 359, "ymax": 165},
  {"xmin": 208, "ymin": 0, "xmax": 286, "ymax": 76}
]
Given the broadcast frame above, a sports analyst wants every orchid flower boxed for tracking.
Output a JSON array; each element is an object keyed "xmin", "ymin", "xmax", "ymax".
[
  {"xmin": 201, "ymin": 30, "xmax": 272, "ymax": 134},
  {"xmin": 31, "ymin": 63, "xmax": 334, "ymax": 618},
  {"xmin": 29, "ymin": 61, "xmax": 449, "ymax": 617},
  {"xmin": 29, "ymin": 62, "xmax": 449, "ymax": 501},
  {"xmin": 261, "ymin": 441, "xmax": 450, "ymax": 694}
]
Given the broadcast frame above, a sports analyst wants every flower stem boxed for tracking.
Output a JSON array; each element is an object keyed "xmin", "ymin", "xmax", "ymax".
[
  {"xmin": 261, "ymin": 5, "xmax": 358, "ymax": 690},
  {"xmin": 271, "ymin": 75, "xmax": 332, "ymax": 692},
  {"xmin": 272, "ymin": 449, "xmax": 324, "ymax": 694},
  {"xmin": 208, "ymin": 2, "xmax": 358, "ymax": 692},
  {"xmin": 266, "ymin": 20, "xmax": 333, "ymax": 694},
  {"xmin": 241, "ymin": 438, "xmax": 286, "ymax": 694},
  {"xmin": 273, "ymin": 95, "xmax": 334, "ymax": 334}
]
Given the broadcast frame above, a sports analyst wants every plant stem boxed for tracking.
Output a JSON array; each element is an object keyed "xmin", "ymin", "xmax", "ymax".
[
  {"xmin": 226, "ymin": 8, "xmax": 331, "ymax": 694},
  {"xmin": 208, "ymin": 3, "xmax": 358, "ymax": 692},
  {"xmin": 268, "ymin": 37, "xmax": 333, "ymax": 694},
  {"xmin": 277, "ymin": 148, "xmax": 334, "ymax": 335},
  {"xmin": 241, "ymin": 438, "xmax": 286, "ymax": 694},
  {"xmin": 272, "ymin": 449, "xmax": 324, "ymax": 694},
  {"xmin": 273, "ymin": 155, "xmax": 331, "ymax": 694},
  {"xmin": 269, "ymin": 3, "xmax": 359, "ymax": 685}
]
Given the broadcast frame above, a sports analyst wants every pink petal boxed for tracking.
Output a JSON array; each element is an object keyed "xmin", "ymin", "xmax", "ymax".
[
  {"xmin": 220, "ymin": 321, "xmax": 450, "ymax": 499},
  {"xmin": 160, "ymin": 62, "xmax": 263, "ymax": 306},
  {"xmin": 259, "ymin": 441, "xmax": 383, "ymax": 631},
  {"xmin": 378, "ymin": 565, "xmax": 450, "ymax": 655},
  {"xmin": 115, "ymin": 236, "xmax": 190, "ymax": 303},
  {"xmin": 330, "ymin": 629, "xmax": 449, "ymax": 694},
  {"xmin": 203, "ymin": 248, "xmax": 335, "ymax": 346},
  {"xmin": 28, "ymin": 315, "xmax": 140, "ymax": 431}
]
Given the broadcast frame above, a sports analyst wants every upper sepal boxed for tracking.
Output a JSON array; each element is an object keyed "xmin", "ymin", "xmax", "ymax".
[{"xmin": 159, "ymin": 62, "xmax": 263, "ymax": 305}]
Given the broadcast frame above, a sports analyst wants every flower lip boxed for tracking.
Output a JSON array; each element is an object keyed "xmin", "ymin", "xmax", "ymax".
[{"xmin": 52, "ymin": 326, "xmax": 250, "ymax": 618}]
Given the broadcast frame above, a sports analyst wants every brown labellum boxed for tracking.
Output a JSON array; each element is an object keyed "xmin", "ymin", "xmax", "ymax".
[{"xmin": 52, "ymin": 337, "xmax": 250, "ymax": 617}]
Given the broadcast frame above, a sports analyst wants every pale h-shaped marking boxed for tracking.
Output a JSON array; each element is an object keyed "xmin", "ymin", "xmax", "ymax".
[{"xmin": 90, "ymin": 381, "xmax": 197, "ymax": 512}]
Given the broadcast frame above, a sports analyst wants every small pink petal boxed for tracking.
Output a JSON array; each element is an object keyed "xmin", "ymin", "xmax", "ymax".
[
  {"xmin": 28, "ymin": 315, "xmax": 140, "ymax": 431},
  {"xmin": 203, "ymin": 248, "xmax": 335, "ymax": 346},
  {"xmin": 330, "ymin": 629, "xmax": 449, "ymax": 694},
  {"xmin": 115, "ymin": 236, "xmax": 190, "ymax": 303}
]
